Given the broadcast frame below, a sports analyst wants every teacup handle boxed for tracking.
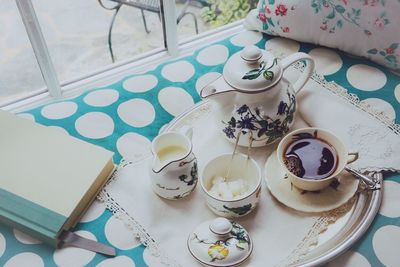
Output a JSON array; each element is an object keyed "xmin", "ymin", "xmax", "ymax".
[
  {"xmin": 347, "ymin": 152, "xmax": 359, "ymax": 164},
  {"xmin": 280, "ymin": 52, "xmax": 315, "ymax": 95},
  {"xmin": 178, "ymin": 126, "xmax": 193, "ymax": 140}
]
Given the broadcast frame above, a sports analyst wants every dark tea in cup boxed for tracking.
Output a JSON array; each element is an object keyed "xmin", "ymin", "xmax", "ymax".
[
  {"xmin": 283, "ymin": 135, "xmax": 338, "ymax": 180},
  {"xmin": 277, "ymin": 128, "xmax": 358, "ymax": 191}
]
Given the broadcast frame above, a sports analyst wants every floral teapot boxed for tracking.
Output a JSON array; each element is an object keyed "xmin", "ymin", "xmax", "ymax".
[{"xmin": 200, "ymin": 45, "xmax": 315, "ymax": 147}]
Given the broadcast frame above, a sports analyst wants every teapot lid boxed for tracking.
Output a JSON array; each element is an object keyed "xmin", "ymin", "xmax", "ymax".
[
  {"xmin": 187, "ymin": 217, "xmax": 253, "ymax": 266},
  {"xmin": 223, "ymin": 45, "xmax": 282, "ymax": 92}
]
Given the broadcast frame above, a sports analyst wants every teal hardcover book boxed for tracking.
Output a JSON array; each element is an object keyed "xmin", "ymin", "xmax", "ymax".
[{"xmin": 0, "ymin": 110, "xmax": 115, "ymax": 247}]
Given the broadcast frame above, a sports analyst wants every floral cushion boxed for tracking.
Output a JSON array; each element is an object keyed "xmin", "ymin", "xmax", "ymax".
[{"xmin": 244, "ymin": 0, "xmax": 400, "ymax": 71}]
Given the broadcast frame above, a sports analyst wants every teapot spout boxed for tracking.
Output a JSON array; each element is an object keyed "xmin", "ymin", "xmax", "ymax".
[{"xmin": 200, "ymin": 76, "xmax": 235, "ymax": 99}]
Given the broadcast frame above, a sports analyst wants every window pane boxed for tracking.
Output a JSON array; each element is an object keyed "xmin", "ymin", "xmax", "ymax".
[
  {"xmin": 31, "ymin": 0, "xmax": 165, "ymax": 82},
  {"xmin": 0, "ymin": 0, "xmax": 46, "ymax": 105},
  {"xmin": 176, "ymin": 0, "xmax": 257, "ymax": 41}
]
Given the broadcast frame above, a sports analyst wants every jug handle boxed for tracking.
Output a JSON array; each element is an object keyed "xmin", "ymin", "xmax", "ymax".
[
  {"xmin": 280, "ymin": 53, "xmax": 315, "ymax": 95},
  {"xmin": 178, "ymin": 125, "xmax": 193, "ymax": 140}
]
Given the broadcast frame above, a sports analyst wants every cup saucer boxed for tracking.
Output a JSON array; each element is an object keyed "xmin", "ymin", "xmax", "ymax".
[{"xmin": 264, "ymin": 151, "xmax": 359, "ymax": 213}]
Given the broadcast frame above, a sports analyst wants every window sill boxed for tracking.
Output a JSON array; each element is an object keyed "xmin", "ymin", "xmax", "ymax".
[{"xmin": 4, "ymin": 21, "xmax": 245, "ymax": 113}]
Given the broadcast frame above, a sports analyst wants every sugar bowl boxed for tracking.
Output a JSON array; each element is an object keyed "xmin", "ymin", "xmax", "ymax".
[{"xmin": 200, "ymin": 153, "xmax": 262, "ymax": 218}]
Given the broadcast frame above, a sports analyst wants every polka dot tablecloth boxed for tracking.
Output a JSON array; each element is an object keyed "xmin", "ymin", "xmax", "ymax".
[{"xmin": 1, "ymin": 30, "xmax": 399, "ymax": 267}]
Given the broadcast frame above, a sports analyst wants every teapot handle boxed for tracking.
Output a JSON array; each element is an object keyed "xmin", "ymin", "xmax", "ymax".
[{"xmin": 280, "ymin": 53, "xmax": 314, "ymax": 95}]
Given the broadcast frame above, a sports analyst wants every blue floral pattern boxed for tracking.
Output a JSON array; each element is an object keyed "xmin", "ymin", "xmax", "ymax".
[{"xmin": 223, "ymin": 90, "xmax": 296, "ymax": 144}]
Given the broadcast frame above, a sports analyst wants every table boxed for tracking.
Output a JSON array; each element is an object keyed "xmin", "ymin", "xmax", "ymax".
[{"xmin": 0, "ymin": 30, "xmax": 399, "ymax": 266}]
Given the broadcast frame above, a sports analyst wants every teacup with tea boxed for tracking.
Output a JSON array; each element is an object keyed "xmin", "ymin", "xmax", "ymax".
[{"xmin": 277, "ymin": 127, "xmax": 358, "ymax": 191}]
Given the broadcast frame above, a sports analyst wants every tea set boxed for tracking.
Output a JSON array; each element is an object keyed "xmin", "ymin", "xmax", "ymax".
[{"xmin": 147, "ymin": 45, "xmax": 373, "ymax": 266}]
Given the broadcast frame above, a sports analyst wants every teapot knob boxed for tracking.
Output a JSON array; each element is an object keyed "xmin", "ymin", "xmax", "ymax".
[
  {"xmin": 209, "ymin": 217, "xmax": 232, "ymax": 235},
  {"xmin": 240, "ymin": 45, "xmax": 262, "ymax": 62}
]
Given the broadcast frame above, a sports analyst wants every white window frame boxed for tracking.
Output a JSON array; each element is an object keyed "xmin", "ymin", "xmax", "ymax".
[{"xmin": 4, "ymin": 0, "xmax": 245, "ymax": 112}]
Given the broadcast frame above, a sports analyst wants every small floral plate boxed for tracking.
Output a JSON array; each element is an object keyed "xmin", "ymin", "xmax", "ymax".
[{"xmin": 264, "ymin": 151, "xmax": 360, "ymax": 213}]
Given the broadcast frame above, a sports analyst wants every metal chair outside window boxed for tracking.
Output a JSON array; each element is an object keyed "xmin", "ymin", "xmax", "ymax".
[{"xmin": 98, "ymin": 0, "xmax": 199, "ymax": 62}]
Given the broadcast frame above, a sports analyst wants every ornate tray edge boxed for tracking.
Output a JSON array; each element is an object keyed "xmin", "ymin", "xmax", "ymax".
[{"xmin": 298, "ymin": 173, "xmax": 383, "ymax": 266}]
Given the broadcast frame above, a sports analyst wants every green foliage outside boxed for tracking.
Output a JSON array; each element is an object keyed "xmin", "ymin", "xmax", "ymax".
[{"xmin": 201, "ymin": 0, "xmax": 258, "ymax": 27}]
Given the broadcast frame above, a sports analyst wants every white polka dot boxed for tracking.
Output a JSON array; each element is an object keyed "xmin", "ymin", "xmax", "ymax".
[
  {"xmin": 143, "ymin": 247, "xmax": 163, "ymax": 266},
  {"xmin": 379, "ymin": 180, "xmax": 400, "ymax": 218},
  {"xmin": 96, "ymin": 255, "xmax": 136, "ymax": 267},
  {"xmin": 196, "ymin": 44, "xmax": 229, "ymax": 66},
  {"xmin": 123, "ymin": 75, "xmax": 158, "ymax": 93},
  {"xmin": 347, "ymin": 64, "xmax": 387, "ymax": 91},
  {"xmin": 373, "ymin": 225, "xmax": 400, "ymax": 267},
  {"xmin": 53, "ymin": 231, "xmax": 96, "ymax": 266},
  {"xmin": 309, "ymin": 48, "xmax": 343, "ymax": 75},
  {"xmin": 195, "ymin": 72, "xmax": 221, "ymax": 94},
  {"xmin": 84, "ymin": 89, "xmax": 119, "ymax": 107},
  {"xmin": 80, "ymin": 200, "xmax": 106, "ymax": 223},
  {"xmin": 0, "ymin": 232, "xmax": 5, "ymax": 258},
  {"xmin": 47, "ymin": 126, "xmax": 69, "ymax": 135},
  {"xmin": 395, "ymin": 84, "xmax": 400, "ymax": 103},
  {"xmin": 361, "ymin": 98, "xmax": 396, "ymax": 121},
  {"xmin": 17, "ymin": 113, "xmax": 35, "ymax": 121},
  {"xmin": 4, "ymin": 252, "xmax": 44, "ymax": 267},
  {"xmin": 41, "ymin": 102, "xmax": 78, "ymax": 120},
  {"xmin": 116, "ymin": 132, "xmax": 151, "ymax": 160},
  {"xmin": 105, "ymin": 215, "xmax": 140, "ymax": 250},
  {"xmin": 161, "ymin": 61, "xmax": 195, "ymax": 82},
  {"xmin": 75, "ymin": 112, "xmax": 114, "ymax": 139},
  {"xmin": 265, "ymin": 37, "xmax": 300, "ymax": 58},
  {"xmin": 118, "ymin": 99, "xmax": 155, "ymax": 127},
  {"xmin": 327, "ymin": 251, "xmax": 370, "ymax": 267},
  {"xmin": 158, "ymin": 87, "xmax": 194, "ymax": 116},
  {"xmin": 13, "ymin": 229, "xmax": 42, "ymax": 245},
  {"xmin": 230, "ymin": 31, "xmax": 263, "ymax": 47}
]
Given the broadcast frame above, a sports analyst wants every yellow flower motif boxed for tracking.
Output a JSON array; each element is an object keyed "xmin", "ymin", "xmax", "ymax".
[{"xmin": 208, "ymin": 244, "xmax": 229, "ymax": 261}]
